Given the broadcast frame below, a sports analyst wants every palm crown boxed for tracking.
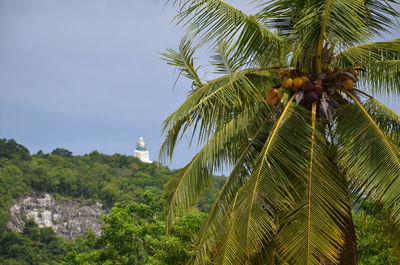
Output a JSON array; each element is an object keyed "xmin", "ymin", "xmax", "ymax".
[{"xmin": 160, "ymin": 1, "xmax": 400, "ymax": 264}]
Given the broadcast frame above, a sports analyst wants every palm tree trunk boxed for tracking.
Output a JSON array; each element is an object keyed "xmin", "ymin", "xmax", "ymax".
[{"xmin": 338, "ymin": 202, "xmax": 358, "ymax": 265}]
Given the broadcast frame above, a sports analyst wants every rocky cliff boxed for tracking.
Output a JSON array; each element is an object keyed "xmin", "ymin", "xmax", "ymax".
[{"xmin": 7, "ymin": 191, "xmax": 105, "ymax": 241}]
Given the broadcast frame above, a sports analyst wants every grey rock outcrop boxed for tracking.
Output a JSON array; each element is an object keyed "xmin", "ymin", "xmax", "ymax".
[{"xmin": 7, "ymin": 191, "xmax": 105, "ymax": 241}]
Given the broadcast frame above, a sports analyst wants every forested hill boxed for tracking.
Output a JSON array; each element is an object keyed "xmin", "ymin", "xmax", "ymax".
[
  {"xmin": 0, "ymin": 138, "xmax": 223, "ymax": 212},
  {"xmin": 0, "ymin": 138, "xmax": 398, "ymax": 265},
  {"xmin": 0, "ymin": 138, "xmax": 224, "ymax": 264}
]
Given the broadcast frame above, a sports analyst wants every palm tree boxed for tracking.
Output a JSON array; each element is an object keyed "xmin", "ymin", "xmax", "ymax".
[{"xmin": 159, "ymin": 1, "xmax": 400, "ymax": 264}]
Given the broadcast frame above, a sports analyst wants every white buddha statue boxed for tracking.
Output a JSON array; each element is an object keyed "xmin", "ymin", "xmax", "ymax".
[{"xmin": 134, "ymin": 137, "xmax": 152, "ymax": 163}]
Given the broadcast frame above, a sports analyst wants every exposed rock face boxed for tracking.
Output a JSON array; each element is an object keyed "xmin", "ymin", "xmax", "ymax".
[{"xmin": 7, "ymin": 191, "xmax": 105, "ymax": 241}]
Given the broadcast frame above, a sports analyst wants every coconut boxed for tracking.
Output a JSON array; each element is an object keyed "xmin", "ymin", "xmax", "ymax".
[
  {"xmin": 303, "ymin": 82, "xmax": 314, "ymax": 92},
  {"xmin": 292, "ymin": 77, "xmax": 304, "ymax": 91},
  {"xmin": 338, "ymin": 74, "xmax": 349, "ymax": 82},
  {"xmin": 283, "ymin": 77, "xmax": 294, "ymax": 89},
  {"xmin": 266, "ymin": 88, "xmax": 276, "ymax": 99},
  {"xmin": 301, "ymin": 76, "xmax": 310, "ymax": 83},
  {"xmin": 270, "ymin": 96, "xmax": 280, "ymax": 105},
  {"xmin": 342, "ymin": 79, "xmax": 354, "ymax": 90},
  {"xmin": 266, "ymin": 97, "xmax": 274, "ymax": 105},
  {"xmin": 266, "ymin": 88, "xmax": 281, "ymax": 105}
]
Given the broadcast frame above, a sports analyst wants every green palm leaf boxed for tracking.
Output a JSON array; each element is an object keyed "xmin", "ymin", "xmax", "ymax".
[
  {"xmin": 336, "ymin": 92, "xmax": 400, "ymax": 213},
  {"xmin": 215, "ymin": 98, "xmax": 315, "ymax": 264},
  {"xmin": 336, "ymin": 93, "xmax": 400, "ymax": 263},
  {"xmin": 171, "ymin": 0, "xmax": 285, "ymax": 65},
  {"xmin": 161, "ymin": 36, "xmax": 203, "ymax": 89},
  {"xmin": 159, "ymin": 68, "xmax": 276, "ymax": 162},
  {"xmin": 162, "ymin": 102, "xmax": 271, "ymax": 228},
  {"xmin": 334, "ymin": 39, "xmax": 400, "ymax": 68},
  {"xmin": 364, "ymin": 97, "xmax": 400, "ymax": 145},
  {"xmin": 334, "ymin": 40, "xmax": 400, "ymax": 94},
  {"xmin": 363, "ymin": 60, "xmax": 400, "ymax": 95},
  {"xmin": 193, "ymin": 116, "xmax": 275, "ymax": 265},
  {"xmin": 277, "ymin": 103, "xmax": 348, "ymax": 265},
  {"xmin": 293, "ymin": 0, "xmax": 367, "ymax": 71},
  {"xmin": 259, "ymin": 0, "xmax": 398, "ymax": 40},
  {"xmin": 210, "ymin": 41, "xmax": 243, "ymax": 74},
  {"xmin": 363, "ymin": 0, "xmax": 399, "ymax": 35}
]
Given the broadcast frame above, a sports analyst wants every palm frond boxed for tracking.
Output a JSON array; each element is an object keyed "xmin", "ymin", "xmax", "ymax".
[
  {"xmin": 256, "ymin": 0, "xmax": 305, "ymax": 39},
  {"xmin": 338, "ymin": 204, "xmax": 358, "ymax": 265},
  {"xmin": 162, "ymin": 102, "xmax": 271, "ymax": 229},
  {"xmin": 362, "ymin": 60, "xmax": 400, "ymax": 95},
  {"xmin": 159, "ymin": 68, "xmax": 276, "ymax": 162},
  {"xmin": 193, "ymin": 116, "xmax": 275, "ymax": 265},
  {"xmin": 336, "ymin": 93, "xmax": 400, "ymax": 214},
  {"xmin": 293, "ymin": 0, "xmax": 367, "ymax": 71},
  {"xmin": 210, "ymin": 41, "xmax": 242, "ymax": 74},
  {"xmin": 258, "ymin": 0, "xmax": 399, "ymax": 41},
  {"xmin": 215, "ymin": 98, "xmax": 316, "ymax": 264},
  {"xmin": 364, "ymin": 97, "xmax": 400, "ymax": 145},
  {"xmin": 161, "ymin": 36, "xmax": 203, "ymax": 88},
  {"xmin": 171, "ymin": 0, "xmax": 285, "ymax": 66},
  {"xmin": 277, "ymin": 103, "xmax": 348, "ymax": 265},
  {"xmin": 334, "ymin": 39, "xmax": 400, "ymax": 68},
  {"xmin": 334, "ymin": 39, "xmax": 400, "ymax": 94},
  {"xmin": 364, "ymin": 0, "xmax": 400, "ymax": 35},
  {"xmin": 248, "ymin": 241, "xmax": 278, "ymax": 265}
]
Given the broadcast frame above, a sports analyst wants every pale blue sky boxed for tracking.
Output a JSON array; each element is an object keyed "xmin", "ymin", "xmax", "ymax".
[{"xmin": 0, "ymin": 0, "xmax": 399, "ymax": 169}]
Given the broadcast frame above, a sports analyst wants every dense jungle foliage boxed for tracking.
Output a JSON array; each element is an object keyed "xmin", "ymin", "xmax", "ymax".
[{"xmin": 0, "ymin": 138, "xmax": 397, "ymax": 264}]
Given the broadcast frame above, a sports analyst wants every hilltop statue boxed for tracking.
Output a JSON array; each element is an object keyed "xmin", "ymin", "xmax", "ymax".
[{"xmin": 134, "ymin": 137, "xmax": 152, "ymax": 163}]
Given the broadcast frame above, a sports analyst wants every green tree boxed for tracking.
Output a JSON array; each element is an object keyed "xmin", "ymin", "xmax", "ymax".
[
  {"xmin": 51, "ymin": 148, "xmax": 73, "ymax": 158},
  {"xmin": 160, "ymin": 1, "xmax": 400, "ymax": 264},
  {"xmin": 0, "ymin": 139, "xmax": 30, "ymax": 161},
  {"xmin": 0, "ymin": 164, "xmax": 26, "ymax": 230},
  {"xmin": 144, "ymin": 210, "xmax": 207, "ymax": 265},
  {"xmin": 64, "ymin": 202, "xmax": 206, "ymax": 265},
  {"xmin": 354, "ymin": 212, "xmax": 398, "ymax": 265},
  {"xmin": 0, "ymin": 221, "xmax": 70, "ymax": 265}
]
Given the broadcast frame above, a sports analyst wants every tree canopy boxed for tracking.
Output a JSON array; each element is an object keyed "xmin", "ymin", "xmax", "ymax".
[{"xmin": 0, "ymin": 138, "xmax": 30, "ymax": 161}]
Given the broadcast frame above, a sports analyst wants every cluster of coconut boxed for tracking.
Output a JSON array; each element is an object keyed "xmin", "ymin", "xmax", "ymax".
[{"xmin": 265, "ymin": 68, "xmax": 359, "ymax": 108}]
